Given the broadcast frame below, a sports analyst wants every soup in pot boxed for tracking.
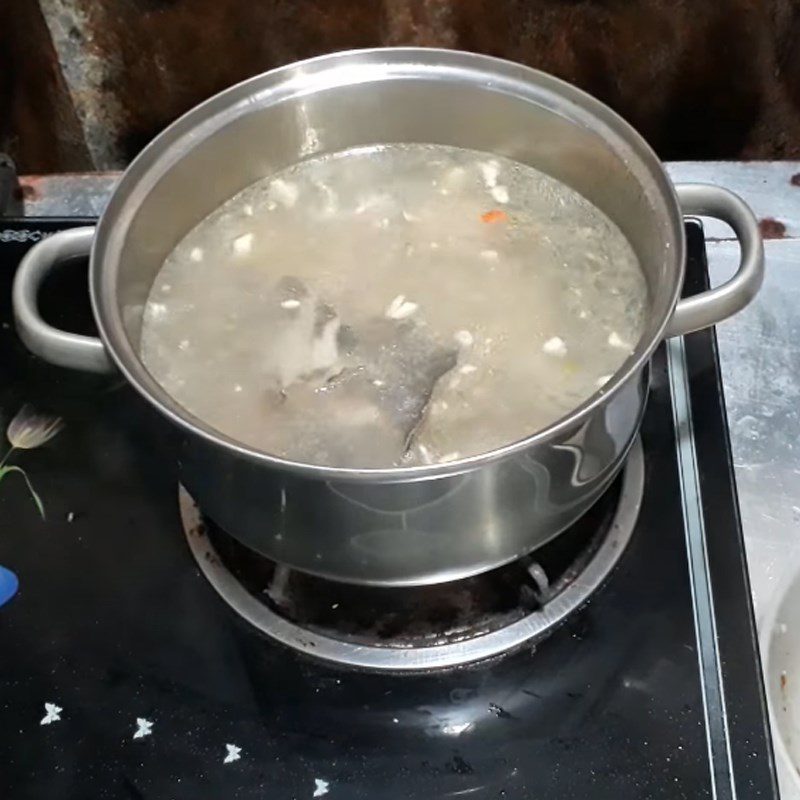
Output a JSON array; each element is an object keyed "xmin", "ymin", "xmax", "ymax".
[{"xmin": 140, "ymin": 144, "xmax": 647, "ymax": 467}]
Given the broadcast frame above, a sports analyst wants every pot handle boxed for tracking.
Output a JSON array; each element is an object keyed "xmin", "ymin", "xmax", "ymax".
[
  {"xmin": 666, "ymin": 183, "xmax": 764, "ymax": 337},
  {"xmin": 12, "ymin": 226, "xmax": 114, "ymax": 373}
]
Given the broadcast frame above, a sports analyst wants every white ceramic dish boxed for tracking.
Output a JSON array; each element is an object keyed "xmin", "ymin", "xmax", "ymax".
[{"xmin": 761, "ymin": 554, "xmax": 800, "ymax": 797}]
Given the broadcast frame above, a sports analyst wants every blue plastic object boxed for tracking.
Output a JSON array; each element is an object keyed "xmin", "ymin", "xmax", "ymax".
[{"xmin": 0, "ymin": 565, "xmax": 19, "ymax": 607}]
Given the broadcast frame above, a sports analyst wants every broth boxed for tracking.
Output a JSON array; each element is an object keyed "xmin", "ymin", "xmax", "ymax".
[{"xmin": 140, "ymin": 144, "xmax": 647, "ymax": 467}]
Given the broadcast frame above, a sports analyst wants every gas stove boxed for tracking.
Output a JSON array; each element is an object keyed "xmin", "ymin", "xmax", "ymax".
[{"xmin": 0, "ymin": 219, "xmax": 777, "ymax": 798}]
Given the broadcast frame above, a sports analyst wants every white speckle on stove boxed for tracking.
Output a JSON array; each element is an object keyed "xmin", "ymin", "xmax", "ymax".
[
  {"xmin": 313, "ymin": 778, "xmax": 329, "ymax": 797},
  {"xmin": 66, "ymin": 512, "xmax": 75, "ymax": 523},
  {"xmin": 161, "ymin": 284, "xmax": 171, "ymax": 293},
  {"xmin": 480, "ymin": 249, "xmax": 499, "ymax": 261},
  {"xmin": 459, "ymin": 364, "xmax": 477, "ymax": 375},
  {"xmin": 491, "ymin": 185, "xmax": 509, "ymax": 204},
  {"xmin": 439, "ymin": 452, "xmax": 461, "ymax": 463},
  {"xmin": 178, "ymin": 339, "xmax": 190, "ymax": 351},
  {"xmin": 243, "ymin": 204, "xmax": 254, "ymax": 216},
  {"xmin": 223, "ymin": 743, "xmax": 242, "ymax": 764},
  {"xmin": 281, "ymin": 299, "xmax": 301, "ymax": 309},
  {"xmin": 331, "ymin": 603, "xmax": 339, "ymax": 610},
  {"xmin": 542, "ymin": 336, "xmax": 567, "ymax": 357},
  {"xmin": 393, "ymin": 717, "xmax": 399, "ymax": 723},
  {"xmin": 429, "ymin": 241, "xmax": 439, "ymax": 250},
  {"xmin": 234, "ymin": 384, "xmax": 243, "ymax": 393},
  {"xmin": 189, "ymin": 247, "xmax": 203, "ymax": 262},
  {"xmin": 133, "ymin": 717, "xmax": 153, "ymax": 739},
  {"xmin": 232, "ymin": 233, "xmax": 254, "ymax": 255},
  {"xmin": 40, "ymin": 702, "xmax": 62, "ymax": 725}
]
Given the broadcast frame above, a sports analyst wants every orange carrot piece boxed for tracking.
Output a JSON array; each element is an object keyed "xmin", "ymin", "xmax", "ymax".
[{"xmin": 481, "ymin": 209, "xmax": 508, "ymax": 224}]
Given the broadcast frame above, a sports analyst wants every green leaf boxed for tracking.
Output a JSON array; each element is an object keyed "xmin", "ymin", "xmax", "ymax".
[{"xmin": 0, "ymin": 464, "xmax": 46, "ymax": 519}]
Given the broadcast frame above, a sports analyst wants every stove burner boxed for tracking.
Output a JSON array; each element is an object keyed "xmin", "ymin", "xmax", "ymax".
[{"xmin": 181, "ymin": 440, "xmax": 644, "ymax": 670}]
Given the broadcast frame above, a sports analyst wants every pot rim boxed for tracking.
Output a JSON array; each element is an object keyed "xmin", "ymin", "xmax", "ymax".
[{"xmin": 90, "ymin": 47, "xmax": 685, "ymax": 482}]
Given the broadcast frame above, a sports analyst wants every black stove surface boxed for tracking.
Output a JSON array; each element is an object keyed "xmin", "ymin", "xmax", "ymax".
[{"xmin": 0, "ymin": 220, "xmax": 777, "ymax": 799}]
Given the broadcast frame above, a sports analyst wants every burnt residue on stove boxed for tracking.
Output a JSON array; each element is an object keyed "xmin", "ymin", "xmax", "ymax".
[
  {"xmin": 759, "ymin": 217, "xmax": 787, "ymax": 238},
  {"xmin": 201, "ymin": 478, "xmax": 622, "ymax": 651},
  {"xmin": 445, "ymin": 754, "xmax": 475, "ymax": 775},
  {"xmin": 487, "ymin": 702, "xmax": 516, "ymax": 720}
]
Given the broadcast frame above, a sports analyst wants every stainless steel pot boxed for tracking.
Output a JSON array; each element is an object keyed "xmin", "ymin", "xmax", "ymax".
[{"xmin": 12, "ymin": 49, "xmax": 763, "ymax": 586}]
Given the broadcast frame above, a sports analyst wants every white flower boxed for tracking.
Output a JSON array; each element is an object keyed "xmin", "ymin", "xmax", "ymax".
[
  {"xmin": 40, "ymin": 702, "xmax": 62, "ymax": 725},
  {"xmin": 223, "ymin": 743, "xmax": 242, "ymax": 764},
  {"xmin": 133, "ymin": 717, "xmax": 153, "ymax": 739},
  {"xmin": 6, "ymin": 405, "xmax": 63, "ymax": 450}
]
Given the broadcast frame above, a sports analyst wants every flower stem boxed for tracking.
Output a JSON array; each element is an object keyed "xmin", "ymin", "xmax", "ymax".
[
  {"xmin": 0, "ymin": 464, "xmax": 45, "ymax": 519},
  {"xmin": 0, "ymin": 447, "xmax": 15, "ymax": 468}
]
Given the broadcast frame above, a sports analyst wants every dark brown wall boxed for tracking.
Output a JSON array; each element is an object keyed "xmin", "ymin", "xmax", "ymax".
[
  {"xmin": 0, "ymin": 0, "xmax": 91, "ymax": 172},
  {"xmin": 5, "ymin": 0, "xmax": 800, "ymax": 172}
]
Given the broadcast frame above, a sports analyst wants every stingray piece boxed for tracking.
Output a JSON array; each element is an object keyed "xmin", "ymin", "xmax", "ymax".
[
  {"xmin": 262, "ymin": 276, "xmax": 342, "ymax": 391},
  {"xmin": 303, "ymin": 317, "xmax": 457, "ymax": 464},
  {"xmin": 265, "ymin": 278, "xmax": 457, "ymax": 462},
  {"xmin": 347, "ymin": 317, "xmax": 458, "ymax": 450}
]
